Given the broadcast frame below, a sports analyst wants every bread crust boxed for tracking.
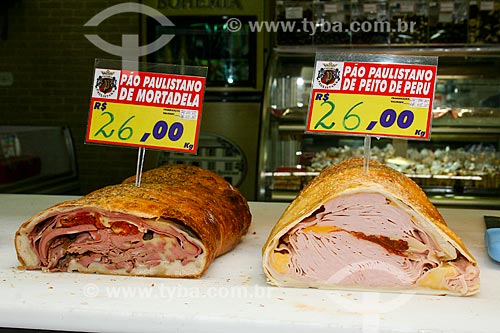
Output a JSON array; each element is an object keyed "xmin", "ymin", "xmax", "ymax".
[
  {"xmin": 16, "ymin": 165, "xmax": 251, "ymax": 278},
  {"xmin": 264, "ymin": 158, "xmax": 474, "ymax": 261},
  {"xmin": 262, "ymin": 158, "xmax": 478, "ymax": 294},
  {"xmin": 122, "ymin": 164, "xmax": 252, "ymax": 256}
]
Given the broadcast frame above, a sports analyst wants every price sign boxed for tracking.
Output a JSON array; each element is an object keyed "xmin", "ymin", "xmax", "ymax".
[
  {"xmin": 86, "ymin": 68, "xmax": 206, "ymax": 153},
  {"xmin": 306, "ymin": 56, "xmax": 437, "ymax": 140}
]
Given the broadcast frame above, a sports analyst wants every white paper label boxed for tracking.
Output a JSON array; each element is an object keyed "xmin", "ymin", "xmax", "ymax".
[
  {"xmin": 286, "ymin": 6, "xmax": 303, "ymax": 19},
  {"xmin": 400, "ymin": 2, "xmax": 416, "ymax": 12},
  {"xmin": 324, "ymin": 3, "xmax": 339, "ymax": 13},
  {"xmin": 363, "ymin": 3, "xmax": 378, "ymax": 13},
  {"xmin": 410, "ymin": 97, "xmax": 430, "ymax": 108},
  {"xmin": 440, "ymin": 2, "xmax": 455, "ymax": 12},
  {"xmin": 180, "ymin": 109, "xmax": 198, "ymax": 120},
  {"xmin": 480, "ymin": 1, "xmax": 495, "ymax": 10}
]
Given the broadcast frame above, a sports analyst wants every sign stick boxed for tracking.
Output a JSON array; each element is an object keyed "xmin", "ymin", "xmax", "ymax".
[
  {"xmin": 87, "ymin": 60, "xmax": 207, "ymax": 188},
  {"xmin": 363, "ymin": 136, "xmax": 371, "ymax": 174},
  {"xmin": 135, "ymin": 147, "xmax": 146, "ymax": 187}
]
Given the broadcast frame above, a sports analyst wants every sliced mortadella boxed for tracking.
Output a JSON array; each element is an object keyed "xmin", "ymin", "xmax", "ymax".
[{"xmin": 22, "ymin": 208, "xmax": 206, "ymax": 277}]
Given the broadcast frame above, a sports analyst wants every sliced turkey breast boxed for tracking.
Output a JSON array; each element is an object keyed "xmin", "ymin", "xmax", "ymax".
[{"xmin": 263, "ymin": 158, "xmax": 479, "ymax": 296}]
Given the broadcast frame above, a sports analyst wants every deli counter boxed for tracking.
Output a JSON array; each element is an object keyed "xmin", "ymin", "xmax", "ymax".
[{"xmin": 257, "ymin": 47, "xmax": 500, "ymax": 208}]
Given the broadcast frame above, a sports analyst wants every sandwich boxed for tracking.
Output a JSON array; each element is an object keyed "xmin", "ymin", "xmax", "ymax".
[
  {"xmin": 15, "ymin": 164, "xmax": 251, "ymax": 278},
  {"xmin": 262, "ymin": 158, "xmax": 479, "ymax": 296}
]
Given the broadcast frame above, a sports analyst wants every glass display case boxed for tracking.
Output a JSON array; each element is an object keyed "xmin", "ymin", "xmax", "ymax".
[
  {"xmin": 257, "ymin": 47, "xmax": 500, "ymax": 208},
  {"xmin": 274, "ymin": 0, "xmax": 500, "ymax": 45},
  {"xmin": 0, "ymin": 126, "xmax": 80, "ymax": 194},
  {"xmin": 146, "ymin": 16, "xmax": 257, "ymax": 89},
  {"xmin": 141, "ymin": 0, "xmax": 270, "ymax": 200}
]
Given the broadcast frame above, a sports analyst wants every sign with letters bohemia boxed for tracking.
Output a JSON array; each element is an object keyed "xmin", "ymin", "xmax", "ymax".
[
  {"xmin": 306, "ymin": 54, "xmax": 438, "ymax": 140},
  {"xmin": 87, "ymin": 68, "xmax": 206, "ymax": 153}
]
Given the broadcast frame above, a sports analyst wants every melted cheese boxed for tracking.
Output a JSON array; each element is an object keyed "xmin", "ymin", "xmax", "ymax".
[
  {"xmin": 417, "ymin": 264, "xmax": 457, "ymax": 290},
  {"xmin": 99, "ymin": 215, "xmax": 147, "ymax": 232},
  {"xmin": 271, "ymin": 252, "xmax": 290, "ymax": 274},
  {"xmin": 302, "ymin": 225, "xmax": 341, "ymax": 234}
]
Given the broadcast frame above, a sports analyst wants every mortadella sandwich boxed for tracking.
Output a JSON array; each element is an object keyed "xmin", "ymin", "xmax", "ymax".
[{"xmin": 15, "ymin": 164, "xmax": 251, "ymax": 278}]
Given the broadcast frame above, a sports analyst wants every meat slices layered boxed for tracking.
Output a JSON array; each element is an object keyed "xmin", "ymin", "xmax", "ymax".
[
  {"xmin": 16, "ymin": 165, "xmax": 251, "ymax": 278},
  {"xmin": 23, "ymin": 208, "xmax": 205, "ymax": 276},
  {"xmin": 267, "ymin": 192, "xmax": 479, "ymax": 295},
  {"xmin": 262, "ymin": 158, "xmax": 480, "ymax": 296}
]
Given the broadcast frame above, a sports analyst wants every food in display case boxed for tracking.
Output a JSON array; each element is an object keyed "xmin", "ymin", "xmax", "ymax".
[
  {"xmin": 267, "ymin": 132, "xmax": 500, "ymax": 199},
  {"xmin": 428, "ymin": 0, "xmax": 468, "ymax": 44},
  {"xmin": 469, "ymin": 0, "xmax": 500, "ymax": 44},
  {"xmin": 275, "ymin": 0, "xmax": 314, "ymax": 45},
  {"xmin": 308, "ymin": 143, "xmax": 499, "ymax": 191},
  {"xmin": 262, "ymin": 158, "xmax": 480, "ymax": 296},
  {"xmin": 146, "ymin": 16, "xmax": 258, "ymax": 88},
  {"xmin": 313, "ymin": 0, "xmax": 351, "ymax": 45},
  {"xmin": 389, "ymin": 0, "xmax": 429, "ymax": 44},
  {"xmin": 350, "ymin": 0, "xmax": 390, "ymax": 44},
  {"xmin": 274, "ymin": 0, "xmax": 500, "ymax": 45},
  {"xmin": 15, "ymin": 164, "xmax": 251, "ymax": 278},
  {"xmin": 258, "ymin": 48, "xmax": 500, "ymax": 207},
  {"xmin": 0, "ymin": 133, "xmax": 41, "ymax": 183}
]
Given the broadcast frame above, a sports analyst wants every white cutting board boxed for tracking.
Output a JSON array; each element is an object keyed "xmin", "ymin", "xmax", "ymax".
[{"xmin": 0, "ymin": 194, "xmax": 499, "ymax": 333}]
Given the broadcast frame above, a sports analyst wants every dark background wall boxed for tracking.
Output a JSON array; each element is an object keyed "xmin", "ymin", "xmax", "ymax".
[{"xmin": 0, "ymin": 0, "xmax": 144, "ymax": 195}]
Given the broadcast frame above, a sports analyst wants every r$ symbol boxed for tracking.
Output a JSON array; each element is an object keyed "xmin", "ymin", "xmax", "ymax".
[
  {"xmin": 314, "ymin": 93, "xmax": 330, "ymax": 102},
  {"xmin": 93, "ymin": 101, "xmax": 107, "ymax": 111}
]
